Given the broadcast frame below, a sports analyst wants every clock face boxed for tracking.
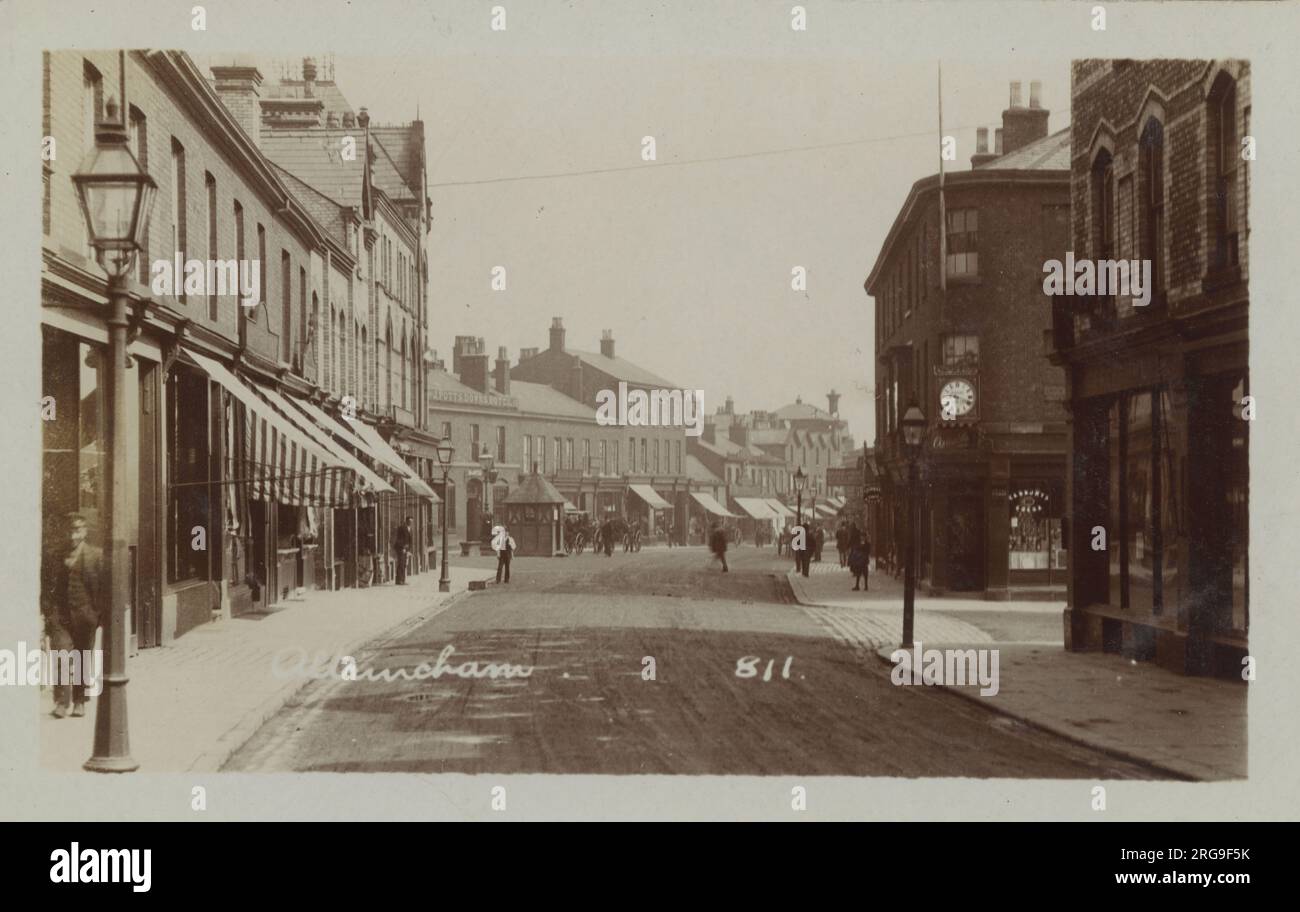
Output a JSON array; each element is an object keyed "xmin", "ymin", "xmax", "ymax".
[{"xmin": 939, "ymin": 379, "xmax": 976, "ymax": 419}]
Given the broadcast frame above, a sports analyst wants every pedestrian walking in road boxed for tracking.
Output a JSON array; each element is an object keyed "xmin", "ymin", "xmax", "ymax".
[
  {"xmin": 599, "ymin": 516, "xmax": 614, "ymax": 556},
  {"xmin": 813, "ymin": 523, "xmax": 825, "ymax": 562},
  {"xmin": 393, "ymin": 516, "xmax": 414, "ymax": 585},
  {"xmin": 848, "ymin": 532, "xmax": 869, "ymax": 591},
  {"xmin": 44, "ymin": 513, "xmax": 105, "ymax": 719},
  {"xmin": 709, "ymin": 521, "xmax": 729, "ymax": 572},
  {"xmin": 791, "ymin": 521, "xmax": 811, "ymax": 578},
  {"xmin": 835, "ymin": 522, "xmax": 849, "ymax": 568},
  {"xmin": 492, "ymin": 524, "xmax": 516, "ymax": 583}
]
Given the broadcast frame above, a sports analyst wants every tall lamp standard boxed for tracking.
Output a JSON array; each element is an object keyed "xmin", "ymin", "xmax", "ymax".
[
  {"xmin": 478, "ymin": 443, "xmax": 498, "ymax": 538},
  {"xmin": 793, "ymin": 466, "xmax": 806, "ymax": 525},
  {"xmin": 435, "ymin": 437, "xmax": 454, "ymax": 593},
  {"xmin": 900, "ymin": 400, "xmax": 928, "ymax": 648},
  {"xmin": 72, "ymin": 95, "xmax": 158, "ymax": 773}
]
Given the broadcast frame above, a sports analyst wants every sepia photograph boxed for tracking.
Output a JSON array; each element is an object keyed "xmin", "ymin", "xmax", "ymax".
[{"xmin": 1, "ymin": 0, "xmax": 1295, "ymax": 885}]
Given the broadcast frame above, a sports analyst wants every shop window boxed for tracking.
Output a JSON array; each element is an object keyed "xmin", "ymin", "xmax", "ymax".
[
  {"xmin": 42, "ymin": 330, "xmax": 106, "ymax": 615},
  {"xmin": 1104, "ymin": 388, "xmax": 1179, "ymax": 616},
  {"xmin": 167, "ymin": 365, "xmax": 211, "ymax": 583}
]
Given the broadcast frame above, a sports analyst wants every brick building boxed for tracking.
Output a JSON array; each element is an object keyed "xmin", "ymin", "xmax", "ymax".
[
  {"xmin": 41, "ymin": 50, "xmax": 436, "ymax": 649},
  {"xmin": 1051, "ymin": 60, "xmax": 1249, "ymax": 675},
  {"xmin": 865, "ymin": 80, "xmax": 1070, "ymax": 597},
  {"xmin": 509, "ymin": 319, "xmax": 692, "ymax": 538}
]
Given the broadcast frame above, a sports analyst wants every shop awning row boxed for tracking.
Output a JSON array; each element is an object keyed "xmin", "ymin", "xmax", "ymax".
[
  {"xmin": 764, "ymin": 498, "xmax": 795, "ymax": 520},
  {"xmin": 733, "ymin": 497, "xmax": 779, "ymax": 521},
  {"xmin": 185, "ymin": 348, "xmax": 437, "ymax": 506},
  {"xmin": 629, "ymin": 483, "xmax": 673, "ymax": 511},
  {"xmin": 815, "ymin": 502, "xmax": 838, "ymax": 517},
  {"xmin": 690, "ymin": 492, "xmax": 737, "ymax": 518}
]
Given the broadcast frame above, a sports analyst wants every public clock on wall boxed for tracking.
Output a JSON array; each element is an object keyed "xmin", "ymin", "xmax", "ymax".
[{"xmin": 939, "ymin": 378, "xmax": 977, "ymax": 420}]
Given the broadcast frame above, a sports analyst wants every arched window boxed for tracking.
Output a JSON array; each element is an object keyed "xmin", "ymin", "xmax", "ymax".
[
  {"xmin": 329, "ymin": 306, "xmax": 337, "ymax": 392},
  {"xmin": 400, "ymin": 334, "xmax": 408, "ymax": 411},
  {"xmin": 385, "ymin": 319, "xmax": 393, "ymax": 411},
  {"xmin": 1208, "ymin": 72, "xmax": 1239, "ymax": 271},
  {"xmin": 1138, "ymin": 118, "xmax": 1164, "ymax": 300},
  {"xmin": 1091, "ymin": 148, "xmax": 1115, "ymax": 313},
  {"xmin": 360, "ymin": 325, "xmax": 368, "ymax": 406}
]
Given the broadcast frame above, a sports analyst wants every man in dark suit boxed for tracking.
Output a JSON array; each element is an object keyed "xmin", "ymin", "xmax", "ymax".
[
  {"xmin": 393, "ymin": 516, "xmax": 414, "ymax": 585},
  {"xmin": 45, "ymin": 513, "xmax": 105, "ymax": 718}
]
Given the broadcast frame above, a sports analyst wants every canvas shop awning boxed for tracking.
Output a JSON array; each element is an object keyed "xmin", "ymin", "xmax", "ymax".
[
  {"xmin": 629, "ymin": 484, "xmax": 673, "ymax": 511},
  {"xmin": 252, "ymin": 384, "xmax": 396, "ymax": 496},
  {"xmin": 764, "ymin": 498, "xmax": 795, "ymax": 520},
  {"xmin": 815, "ymin": 502, "xmax": 838, "ymax": 517},
  {"xmin": 690, "ymin": 492, "xmax": 737, "ymax": 518},
  {"xmin": 346, "ymin": 418, "xmax": 440, "ymax": 502},
  {"xmin": 184, "ymin": 349, "xmax": 351, "ymax": 507},
  {"xmin": 733, "ymin": 497, "xmax": 779, "ymax": 521}
]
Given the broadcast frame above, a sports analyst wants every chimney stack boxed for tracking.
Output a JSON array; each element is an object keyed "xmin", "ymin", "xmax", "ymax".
[
  {"xmin": 302, "ymin": 57, "xmax": 317, "ymax": 97},
  {"xmin": 210, "ymin": 64, "xmax": 264, "ymax": 147},
  {"xmin": 724, "ymin": 395, "xmax": 734, "ymax": 415},
  {"xmin": 569, "ymin": 359, "xmax": 583, "ymax": 401},
  {"xmin": 458, "ymin": 338, "xmax": 489, "ymax": 394},
  {"xmin": 1001, "ymin": 79, "xmax": 1050, "ymax": 156},
  {"xmin": 549, "ymin": 317, "xmax": 566, "ymax": 353},
  {"xmin": 600, "ymin": 329, "xmax": 615, "ymax": 359},
  {"xmin": 970, "ymin": 126, "xmax": 998, "ymax": 168},
  {"xmin": 494, "ymin": 346, "xmax": 511, "ymax": 395}
]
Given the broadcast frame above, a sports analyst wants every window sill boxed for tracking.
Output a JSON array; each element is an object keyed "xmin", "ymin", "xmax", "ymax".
[
  {"xmin": 944, "ymin": 274, "xmax": 981, "ymax": 286},
  {"xmin": 1202, "ymin": 265, "xmax": 1242, "ymax": 294}
]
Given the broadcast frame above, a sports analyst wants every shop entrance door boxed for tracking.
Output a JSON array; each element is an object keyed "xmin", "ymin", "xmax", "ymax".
[{"xmin": 947, "ymin": 495, "xmax": 985, "ymax": 591}]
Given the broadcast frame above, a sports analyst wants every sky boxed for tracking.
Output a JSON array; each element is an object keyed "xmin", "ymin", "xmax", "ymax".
[{"xmin": 262, "ymin": 54, "xmax": 1069, "ymax": 445}]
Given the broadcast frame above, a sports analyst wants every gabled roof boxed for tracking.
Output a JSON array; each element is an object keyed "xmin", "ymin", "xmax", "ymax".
[
  {"xmin": 258, "ymin": 128, "xmax": 366, "ymax": 208},
  {"xmin": 976, "ymin": 126, "xmax": 1071, "ymax": 171},
  {"xmin": 773, "ymin": 400, "xmax": 833, "ymax": 421},
  {"xmin": 271, "ymin": 162, "xmax": 347, "ymax": 247},
  {"xmin": 684, "ymin": 454, "xmax": 723, "ymax": 484},
  {"xmin": 570, "ymin": 349, "xmax": 678, "ymax": 389}
]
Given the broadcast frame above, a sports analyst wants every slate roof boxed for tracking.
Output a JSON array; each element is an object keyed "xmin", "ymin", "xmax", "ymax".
[
  {"xmin": 271, "ymin": 162, "xmax": 347, "ymax": 246},
  {"xmin": 772, "ymin": 401, "xmax": 834, "ymax": 422},
  {"xmin": 749, "ymin": 427, "xmax": 792, "ymax": 446},
  {"xmin": 258, "ymin": 129, "xmax": 366, "ymax": 208},
  {"xmin": 977, "ymin": 126, "xmax": 1071, "ymax": 171},
  {"xmin": 684, "ymin": 454, "xmax": 723, "ymax": 485},
  {"xmin": 511, "ymin": 380, "xmax": 597, "ymax": 421},
  {"xmin": 570, "ymin": 350, "xmax": 678, "ymax": 389},
  {"xmin": 503, "ymin": 471, "xmax": 567, "ymax": 505}
]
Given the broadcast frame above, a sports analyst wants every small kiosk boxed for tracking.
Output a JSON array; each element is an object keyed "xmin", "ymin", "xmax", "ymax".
[{"xmin": 501, "ymin": 471, "xmax": 566, "ymax": 556}]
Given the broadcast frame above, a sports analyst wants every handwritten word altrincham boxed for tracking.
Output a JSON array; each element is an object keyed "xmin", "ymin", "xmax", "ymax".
[{"xmin": 272, "ymin": 644, "xmax": 534, "ymax": 682}]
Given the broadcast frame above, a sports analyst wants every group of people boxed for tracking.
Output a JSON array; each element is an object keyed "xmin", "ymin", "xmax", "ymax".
[{"xmin": 782, "ymin": 517, "xmax": 873, "ymax": 591}]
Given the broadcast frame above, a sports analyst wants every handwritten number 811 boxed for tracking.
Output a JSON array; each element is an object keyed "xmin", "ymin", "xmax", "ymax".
[{"xmin": 735, "ymin": 656, "xmax": 793, "ymax": 681}]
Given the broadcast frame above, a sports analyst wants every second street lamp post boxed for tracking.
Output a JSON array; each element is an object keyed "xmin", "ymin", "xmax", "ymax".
[
  {"xmin": 794, "ymin": 466, "xmax": 806, "ymax": 525},
  {"xmin": 478, "ymin": 444, "xmax": 497, "ymax": 539},
  {"xmin": 435, "ymin": 437, "xmax": 454, "ymax": 593},
  {"xmin": 900, "ymin": 400, "xmax": 927, "ymax": 648},
  {"xmin": 72, "ymin": 95, "xmax": 158, "ymax": 773}
]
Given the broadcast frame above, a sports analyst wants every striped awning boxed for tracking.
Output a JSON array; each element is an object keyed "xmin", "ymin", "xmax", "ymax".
[
  {"xmin": 184, "ymin": 349, "xmax": 351, "ymax": 507},
  {"xmin": 690, "ymin": 492, "xmax": 736, "ymax": 518},
  {"xmin": 253, "ymin": 385, "xmax": 396, "ymax": 496},
  {"xmin": 815, "ymin": 502, "xmax": 838, "ymax": 517},
  {"xmin": 347, "ymin": 419, "xmax": 440, "ymax": 502},
  {"xmin": 733, "ymin": 497, "xmax": 779, "ymax": 520}
]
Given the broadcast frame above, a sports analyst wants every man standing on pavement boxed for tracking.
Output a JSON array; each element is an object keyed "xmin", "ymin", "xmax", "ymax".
[
  {"xmin": 393, "ymin": 516, "xmax": 413, "ymax": 585},
  {"xmin": 835, "ymin": 521, "xmax": 849, "ymax": 567},
  {"xmin": 492, "ymin": 524, "xmax": 516, "ymax": 583},
  {"xmin": 44, "ymin": 513, "xmax": 105, "ymax": 719},
  {"xmin": 791, "ymin": 519, "xmax": 811, "ymax": 578}
]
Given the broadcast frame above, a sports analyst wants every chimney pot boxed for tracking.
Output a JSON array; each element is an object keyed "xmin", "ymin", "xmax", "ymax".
[
  {"xmin": 549, "ymin": 317, "xmax": 566, "ymax": 353},
  {"xmin": 302, "ymin": 57, "xmax": 317, "ymax": 96},
  {"xmin": 357, "ymin": 107, "xmax": 370, "ymax": 129},
  {"xmin": 976, "ymin": 127, "xmax": 988, "ymax": 153},
  {"xmin": 1029, "ymin": 80, "xmax": 1042, "ymax": 109},
  {"xmin": 994, "ymin": 128, "xmax": 1004, "ymax": 154},
  {"xmin": 1009, "ymin": 81, "xmax": 1023, "ymax": 108},
  {"xmin": 600, "ymin": 330, "xmax": 615, "ymax": 359}
]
